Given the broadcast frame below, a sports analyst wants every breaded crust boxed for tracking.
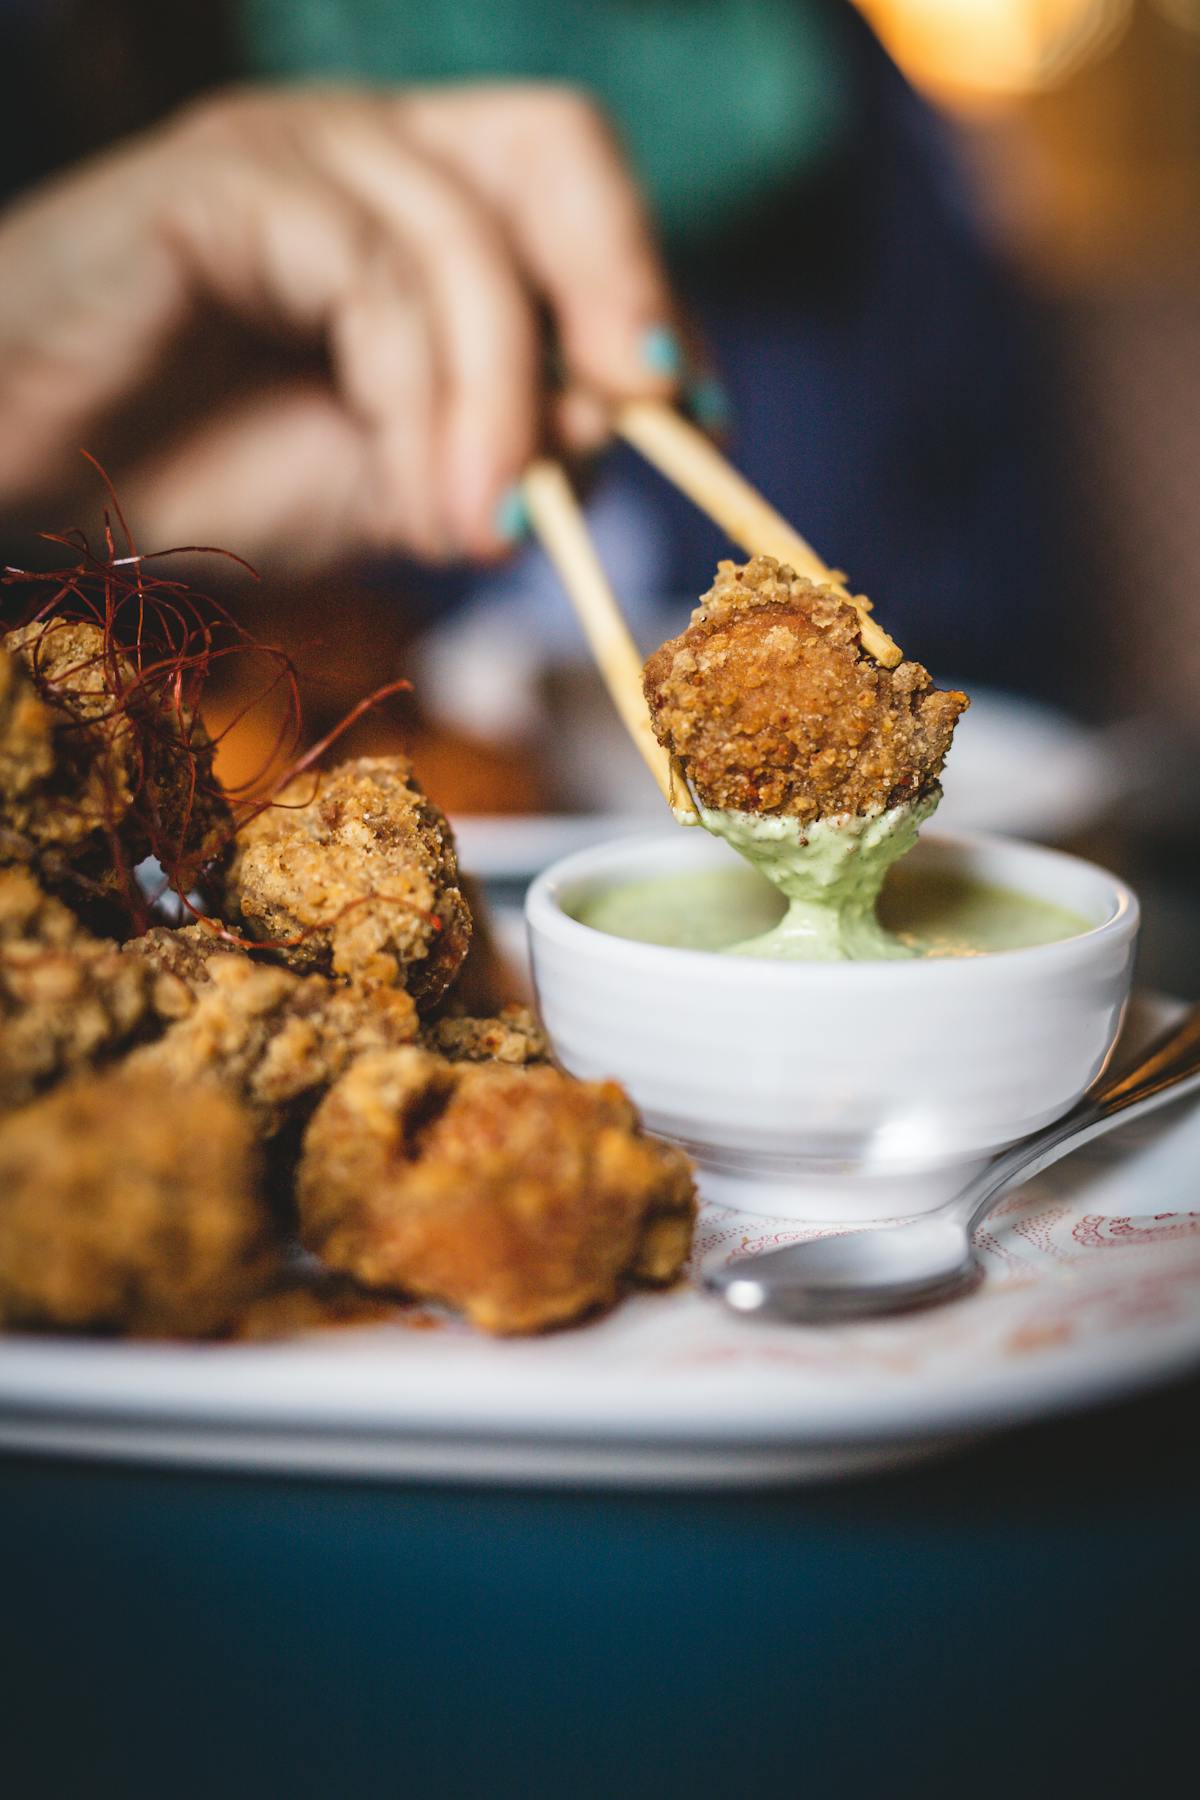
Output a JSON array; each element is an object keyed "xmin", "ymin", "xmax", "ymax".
[
  {"xmin": 120, "ymin": 920, "xmax": 239, "ymax": 1021},
  {"xmin": 422, "ymin": 1004, "xmax": 549, "ymax": 1067},
  {"xmin": 0, "ymin": 640, "xmax": 54, "ymax": 804},
  {"xmin": 225, "ymin": 756, "xmax": 471, "ymax": 1006},
  {"xmin": 297, "ymin": 1048, "xmax": 696, "ymax": 1335},
  {"xmin": 0, "ymin": 1068, "xmax": 275, "ymax": 1336},
  {"xmin": 127, "ymin": 953, "xmax": 419, "ymax": 1135},
  {"xmin": 1, "ymin": 620, "xmax": 232, "ymax": 890},
  {"xmin": 643, "ymin": 557, "xmax": 967, "ymax": 822},
  {"xmin": 1, "ymin": 621, "xmax": 139, "ymax": 855},
  {"xmin": 0, "ymin": 866, "xmax": 151, "ymax": 1113}
]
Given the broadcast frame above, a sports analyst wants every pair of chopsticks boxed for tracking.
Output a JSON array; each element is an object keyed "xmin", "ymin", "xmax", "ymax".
[{"xmin": 522, "ymin": 400, "xmax": 902, "ymax": 820}]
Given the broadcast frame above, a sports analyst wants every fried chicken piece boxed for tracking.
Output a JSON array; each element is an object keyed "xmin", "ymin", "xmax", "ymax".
[
  {"xmin": 423, "ymin": 1004, "xmax": 549, "ymax": 1068},
  {"xmin": 0, "ymin": 639, "xmax": 54, "ymax": 805},
  {"xmin": 1, "ymin": 862, "xmax": 94, "ymax": 954},
  {"xmin": 0, "ymin": 1068, "xmax": 275, "ymax": 1336},
  {"xmin": 1, "ymin": 621, "xmax": 140, "ymax": 861},
  {"xmin": 121, "ymin": 920, "xmax": 244, "ymax": 1020},
  {"xmin": 127, "ymin": 952, "xmax": 420, "ymax": 1135},
  {"xmin": 225, "ymin": 756, "xmax": 471, "ymax": 1007},
  {"xmin": 297, "ymin": 1049, "xmax": 696, "ymax": 1335},
  {"xmin": 1, "ymin": 619, "xmax": 232, "ymax": 892},
  {"xmin": 0, "ymin": 866, "xmax": 152, "ymax": 1112},
  {"xmin": 643, "ymin": 557, "xmax": 968, "ymax": 823}
]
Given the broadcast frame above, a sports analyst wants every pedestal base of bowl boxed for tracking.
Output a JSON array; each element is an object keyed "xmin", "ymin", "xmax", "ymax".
[{"xmin": 692, "ymin": 1155, "xmax": 990, "ymax": 1223}]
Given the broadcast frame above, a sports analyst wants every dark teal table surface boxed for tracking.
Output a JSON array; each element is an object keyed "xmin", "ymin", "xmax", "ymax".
[{"xmin": 2, "ymin": 1374, "xmax": 1198, "ymax": 1800}]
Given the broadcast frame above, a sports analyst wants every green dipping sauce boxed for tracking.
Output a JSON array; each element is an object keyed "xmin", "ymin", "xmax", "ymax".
[
  {"xmin": 572, "ymin": 859, "xmax": 1092, "ymax": 961},
  {"xmin": 694, "ymin": 798, "xmax": 935, "ymax": 960}
]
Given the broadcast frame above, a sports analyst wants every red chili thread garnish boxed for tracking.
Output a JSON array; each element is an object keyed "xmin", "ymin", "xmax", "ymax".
[{"xmin": 2, "ymin": 458, "xmax": 414, "ymax": 939}]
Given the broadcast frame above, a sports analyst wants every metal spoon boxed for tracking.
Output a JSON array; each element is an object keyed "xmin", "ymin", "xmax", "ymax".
[{"xmin": 705, "ymin": 1002, "xmax": 1200, "ymax": 1322}]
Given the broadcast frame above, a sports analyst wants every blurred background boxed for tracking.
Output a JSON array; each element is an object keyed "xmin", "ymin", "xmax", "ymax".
[{"xmin": 1, "ymin": 0, "xmax": 1197, "ymax": 989}]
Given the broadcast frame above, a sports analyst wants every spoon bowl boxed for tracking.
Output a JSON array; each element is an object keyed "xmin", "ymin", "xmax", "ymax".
[
  {"xmin": 704, "ymin": 1002, "xmax": 1200, "ymax": 1322},
  {"xmin": 713, "ymin": 1217, "xmax": 976, "ymax": 1319}
]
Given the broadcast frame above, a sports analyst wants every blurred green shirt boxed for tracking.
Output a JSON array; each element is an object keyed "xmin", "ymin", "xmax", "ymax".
[{"xmin": 237, "ymin": 0, "xmax": 851, "ymax": 249}]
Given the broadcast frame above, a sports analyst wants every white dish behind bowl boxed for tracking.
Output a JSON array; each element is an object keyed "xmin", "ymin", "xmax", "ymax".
[
  {"xmin": 527, "ymin": 830, "xmax": 1139, "ymax": 1222},
  {"xmin": 932, "ymin": 690, "xmax": 1132, "ymax": 839}
]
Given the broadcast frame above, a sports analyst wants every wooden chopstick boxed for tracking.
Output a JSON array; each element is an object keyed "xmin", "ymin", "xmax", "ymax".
[
  {"xmin": 617, "ymin": 398, "xmax": 903, "ymax": 669},
  {"xmin": 522, "ymin": 459, "xmax": 699, "ymax": 822}
]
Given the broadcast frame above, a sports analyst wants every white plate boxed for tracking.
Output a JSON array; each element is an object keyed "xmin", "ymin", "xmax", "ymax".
[{"xmin": 1, "ymin": 997, "xmax": 1196, "ymax": 1489}]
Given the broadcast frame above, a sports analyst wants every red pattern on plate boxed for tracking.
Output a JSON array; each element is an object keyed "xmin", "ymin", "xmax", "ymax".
[{"xmin": 1071, "ymin": 1213, "xmax": 1200, "ymax": 1249}]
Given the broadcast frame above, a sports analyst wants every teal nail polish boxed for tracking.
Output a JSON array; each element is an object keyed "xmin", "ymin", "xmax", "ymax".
[
  {"xmin": 640, "ymin": 324, "xmax": 683, "ymax": 378},
  {"xmin": 688, "ymin": 374, "xmax": 733, "ymax": 431},
  {"xmin": 493, "ymin": 486, "xmax": 529, "ymax": 544}
]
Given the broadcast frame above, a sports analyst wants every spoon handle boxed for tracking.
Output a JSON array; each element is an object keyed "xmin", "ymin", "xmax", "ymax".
[
  {"xmin": 952, "ymin": 1003, "xmax": 1200, "ymax": 1237},
  {"xmin": 1092, "ymin": 1003, "xmax": 1200, "ymax": 1111}
]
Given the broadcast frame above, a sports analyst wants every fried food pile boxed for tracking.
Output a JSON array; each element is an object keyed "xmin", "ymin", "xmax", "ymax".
[
  {"xmin": 644, "ymin": 557, "xmax": 968, "ymax": 823},
  {"xmin": 0, "ymin": 618, "xmax": 695, "ymax": 1341}
]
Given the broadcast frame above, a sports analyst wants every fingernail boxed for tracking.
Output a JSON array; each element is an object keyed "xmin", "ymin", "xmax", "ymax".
[
  {"xmin": 640, "ymin": 324, "xmax": 683, "ymax": 378},
  {"xmin": 493, "ymin": 485, "xmax": 529, "ymax": 544},
  {"xmin": 687, "ymin": 374, "xmax": 733, "ymax": 431}
]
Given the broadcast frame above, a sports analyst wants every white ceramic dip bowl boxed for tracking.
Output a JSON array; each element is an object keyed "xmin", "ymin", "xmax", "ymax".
[{"xmin": 526, "ymin": 829, "xmax": 1139, "ymax": 1222}]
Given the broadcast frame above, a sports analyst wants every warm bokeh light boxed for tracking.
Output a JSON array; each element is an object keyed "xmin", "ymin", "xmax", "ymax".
[
  {"xmin": 1152, "ymin": 0, "xmax": 1200, "ymax": 35},
  {"xmin": 855, "ymin": 0, "xmax": 1133, "ymax": 106}
]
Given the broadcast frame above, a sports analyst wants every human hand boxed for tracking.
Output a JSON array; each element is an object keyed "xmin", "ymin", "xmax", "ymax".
[{"xmin": 0, "ymin": 84, "xmax": 684, "ymax": 569}]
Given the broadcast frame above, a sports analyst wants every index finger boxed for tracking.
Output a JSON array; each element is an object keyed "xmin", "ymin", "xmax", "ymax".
[{"xmin": 398, "ymin": 85, "xmax": 683, "ymax": 403}]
